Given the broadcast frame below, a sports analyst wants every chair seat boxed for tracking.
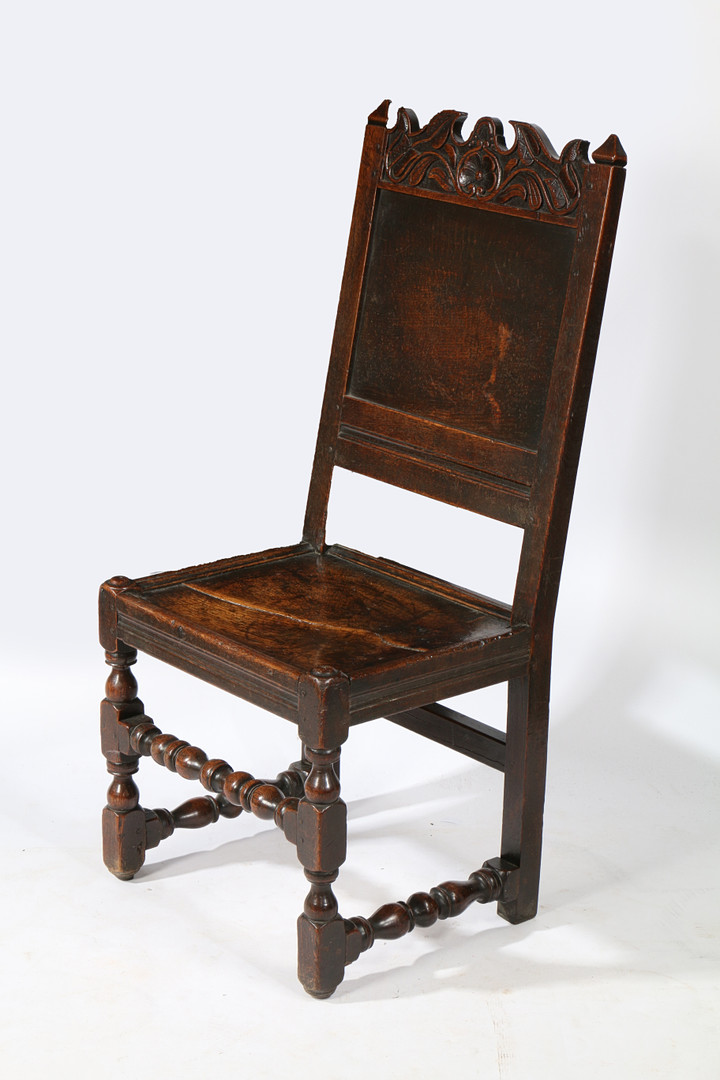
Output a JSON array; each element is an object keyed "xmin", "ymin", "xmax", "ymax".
[{"xmin": 108, "ymin": 542, "xmax": 529, "ymax": 723}]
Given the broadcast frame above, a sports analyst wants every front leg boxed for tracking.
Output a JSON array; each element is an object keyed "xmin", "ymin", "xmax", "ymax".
[
  {"xmin": 101, "ymin": 644, "xmax": 146, "ymax": 879},
  {"xmin": 296, "ymin": 670, "xmax": 350, "ymax": 998}
]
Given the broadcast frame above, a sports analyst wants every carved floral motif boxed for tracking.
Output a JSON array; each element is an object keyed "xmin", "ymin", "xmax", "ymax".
[{"xmin": 384, "ymin": 108, "xmax": 589, "ymax": 217}]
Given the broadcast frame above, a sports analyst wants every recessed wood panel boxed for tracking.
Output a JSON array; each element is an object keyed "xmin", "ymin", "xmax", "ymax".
[{"xmin": 347, "ymin": 188, "xmax": 575, "ymax": 452}]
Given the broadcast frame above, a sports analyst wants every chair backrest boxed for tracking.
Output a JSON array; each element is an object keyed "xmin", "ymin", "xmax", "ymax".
[{"xmin": 304, "ymin": 101, "xmax": 626, "ymax": 630}]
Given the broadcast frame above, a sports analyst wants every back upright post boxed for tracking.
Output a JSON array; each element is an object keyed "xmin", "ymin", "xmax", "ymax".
[
  {"xmin": 501, "ymin": 137, "xmax": 627, "ymax": 923},
  {"xmin": 303, "ymin": 100, "xmax": 390, "ymax": 550}
]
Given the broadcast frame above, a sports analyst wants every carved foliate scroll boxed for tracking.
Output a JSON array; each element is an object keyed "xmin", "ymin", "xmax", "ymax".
[{"xmin": 383, "ymin": 107, "xmax": 590, "ymax": 218}]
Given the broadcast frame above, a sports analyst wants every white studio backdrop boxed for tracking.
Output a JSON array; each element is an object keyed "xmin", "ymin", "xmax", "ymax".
[
  {"xmin": 1, "ymin": 0, "xmax": 717, "ymax": 663},
  {"xmin": 1, "ymin": 2, "xmax": 718, "ymax": 1076}
]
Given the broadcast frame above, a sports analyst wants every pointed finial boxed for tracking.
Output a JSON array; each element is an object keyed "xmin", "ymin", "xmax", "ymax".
[
  {"xmin": 368, "ymin": 99, "xmax": 391, "ymax": 126},
  {"xmin": 592, "ymin": 134, "xmax": 627, "ymax": 167}
]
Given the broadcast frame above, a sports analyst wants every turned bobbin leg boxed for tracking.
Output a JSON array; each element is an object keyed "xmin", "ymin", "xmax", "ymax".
[
  {"xmin": 101, "ymin": 644, "xmax": 146, "ymax": 880},
  {"xmin": 498, "ymin": 658, "xmax": 551, "ymax": 923},
  {"xmin": 296, "ymin": 670, "xmax": 350, "ymax": 999}
]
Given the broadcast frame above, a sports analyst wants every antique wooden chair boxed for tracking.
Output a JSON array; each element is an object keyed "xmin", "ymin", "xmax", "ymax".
[{"xmin": 99, "ymin": 100, "xmax": 626, "ymax": 997}]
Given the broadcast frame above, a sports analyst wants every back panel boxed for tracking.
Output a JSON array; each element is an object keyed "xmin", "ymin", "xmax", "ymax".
[
  {"xmin": 304, "ymin": 103, "xmax": 625, "ymax": 565},
  {"xmin": 347, "ymin": 189, "xmax": 575, "ymax": 452}
]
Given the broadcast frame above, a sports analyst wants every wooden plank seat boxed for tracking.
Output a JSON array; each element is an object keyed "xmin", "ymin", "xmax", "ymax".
[
  {"xmin": 104, "ymin": 543, "xmax": 527, "ymax": 724},
  {"xmin": 99, "ymin": 100, "xmax": 626, "ymax": 998}
]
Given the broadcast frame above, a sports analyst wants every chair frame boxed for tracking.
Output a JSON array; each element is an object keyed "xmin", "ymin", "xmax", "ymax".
[{"xmin": 99, "ymin": 101, "xmax": 626, "ymax": 997}]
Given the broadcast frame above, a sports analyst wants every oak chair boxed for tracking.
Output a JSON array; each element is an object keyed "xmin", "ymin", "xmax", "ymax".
[{"xmin": 99, "ymin": 100, "xmax": 626, "ymax": 998}]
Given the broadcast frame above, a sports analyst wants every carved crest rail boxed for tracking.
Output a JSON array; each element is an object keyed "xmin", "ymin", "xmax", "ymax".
[{"xmin": 383, "ymin": 106, "xmax": 590, "ymax": 220}]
